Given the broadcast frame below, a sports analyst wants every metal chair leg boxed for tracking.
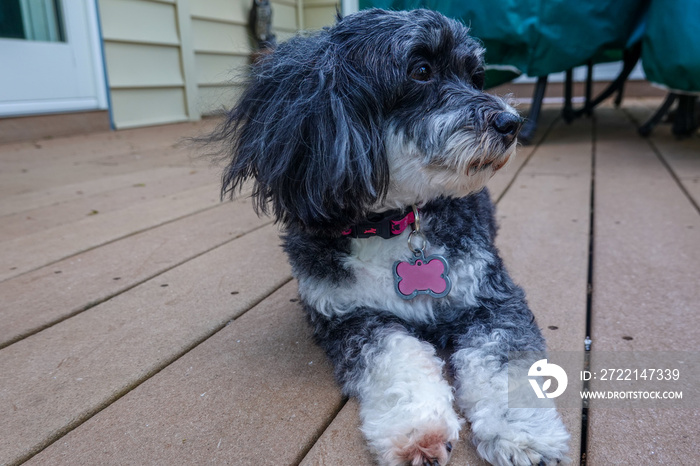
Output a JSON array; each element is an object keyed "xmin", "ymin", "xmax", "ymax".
[
  {"xmin": 584, "ymin": 60, "xmax": 594, "ymax": 116},
  {"xmin": 573, "ymin": 42, "xmax": 642, "ymax": 118},
  {"xmin": 638, "ymin": 93, "xmax": 676, "ymax": 137},
  {"xmin": 614, "ymin": 80, "xmax": 626, "ymax": 107},
  {"xmin": 562, "ymin": 69, "xmax": 575, "ymax": 123},
  {"xmin": 672, "ymin": 95, "xmax": 698, "ymax": 137},
  {"xmin": 520, "ymin": 75, "xmax": 548, "ymax": 146}
]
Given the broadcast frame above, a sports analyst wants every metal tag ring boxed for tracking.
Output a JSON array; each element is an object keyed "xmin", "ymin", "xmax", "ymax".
[
  {"xmin": 411, "ymin": 205, "xmax": 421, "ymax": 232},
  {"xmin": 407, "ymin": 229, "xmax": 427, "ymax": 254}
]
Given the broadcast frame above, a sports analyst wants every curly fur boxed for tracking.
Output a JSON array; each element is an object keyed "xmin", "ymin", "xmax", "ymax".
[{"xmin": 207, "ymin": 8, "xmax": 569, "ymax": 466}]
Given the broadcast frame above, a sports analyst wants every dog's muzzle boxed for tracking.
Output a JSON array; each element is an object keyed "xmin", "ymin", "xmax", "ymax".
[{"xmin": 491, "ymin": 112, "xmax": 523, "ymax": 147}]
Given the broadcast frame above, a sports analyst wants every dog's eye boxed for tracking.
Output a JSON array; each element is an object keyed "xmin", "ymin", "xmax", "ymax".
[
  {"xmin": 410, "ymin": 64, "xmax": 433, "ymax": 82},
  {"xmin": 472, "ymin": 68, "xmax": 485, "ymax": 90}
]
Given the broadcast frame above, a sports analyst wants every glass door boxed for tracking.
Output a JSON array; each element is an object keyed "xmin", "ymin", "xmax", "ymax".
[{"xmin": 0, "ymin": 0, "xmax": 108, "ymax": 117}]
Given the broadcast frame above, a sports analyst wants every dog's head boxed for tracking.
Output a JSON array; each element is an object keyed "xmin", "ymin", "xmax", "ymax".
[{"xmin": 212, "ymin": 9, "xmax": 521, "ymax": 233}]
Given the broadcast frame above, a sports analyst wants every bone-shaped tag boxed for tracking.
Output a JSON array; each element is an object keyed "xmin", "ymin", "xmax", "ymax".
[{"xmin": 393, "ymin": 252, "xmax": 451, "ymax": 300}]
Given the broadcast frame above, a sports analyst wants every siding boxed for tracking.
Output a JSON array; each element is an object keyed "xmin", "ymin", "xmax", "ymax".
[
  {"xmin": 98, "ymin": 0, "xmax": 188, "ymax": 128},
  {"xmin": 190, "ymin": 0, "xmax": 300, "ymax": 116},
  {"xmin": 98, "ymin": 0, "xmax": 304, "ymax": 129},
  {"xmin": 302, "ymin": 0, "xmax": 338, "ymax": 30},
  {"xmin": 304, "ymin": 0, "xmax": 342, "ymax": 30}
]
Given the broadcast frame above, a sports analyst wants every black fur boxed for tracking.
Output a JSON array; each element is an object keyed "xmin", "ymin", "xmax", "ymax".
[{"xmin": 205, "ymin": 9, "xmax": 502, "ymax": 234}]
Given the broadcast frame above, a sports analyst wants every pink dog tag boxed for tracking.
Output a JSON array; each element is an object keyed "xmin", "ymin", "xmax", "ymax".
[{"xmin": 393, "ymin": 251, "xmax": 451, "ymax": 300}]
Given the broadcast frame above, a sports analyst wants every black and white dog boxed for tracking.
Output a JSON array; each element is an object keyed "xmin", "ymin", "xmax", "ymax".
[{"xmin": 208, "ymin": 9, "xmax": 569, "ymax": 466}]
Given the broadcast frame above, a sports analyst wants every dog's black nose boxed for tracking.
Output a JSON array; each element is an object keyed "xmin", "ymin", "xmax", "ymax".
[{"xmin": 492, "ymin": 112, "xmax": 523, "ymax": 146}]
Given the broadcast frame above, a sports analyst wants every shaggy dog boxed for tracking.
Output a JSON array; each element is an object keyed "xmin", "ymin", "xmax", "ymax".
[{"xmin": 207, "ymin": 9, "xmax": 570, "ymax": 466}]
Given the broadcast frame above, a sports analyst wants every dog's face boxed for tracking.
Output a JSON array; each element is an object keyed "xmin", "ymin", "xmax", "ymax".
[
  {"xmin": 374, "ymin": 11, "xmax": 521, "ymax": 208},
  {"xmin": 212, "ymin": 9, "xmax": 520, "ymax": 232}
]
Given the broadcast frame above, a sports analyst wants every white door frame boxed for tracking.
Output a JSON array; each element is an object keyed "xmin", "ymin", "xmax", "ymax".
[{"xmin": 0, "ymin": 0, "xmax": 108, "ymax": 117}]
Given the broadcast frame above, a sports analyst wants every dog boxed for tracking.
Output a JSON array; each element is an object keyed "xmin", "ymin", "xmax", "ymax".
[{"xmin": 206, "ymin": 9, "xmax": 570, "ymax": 466}]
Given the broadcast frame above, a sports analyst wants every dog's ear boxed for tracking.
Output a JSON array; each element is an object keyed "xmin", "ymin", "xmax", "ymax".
[{"xmin": 209, "ymin": 32, "xmax": 389, "ymax": 233}]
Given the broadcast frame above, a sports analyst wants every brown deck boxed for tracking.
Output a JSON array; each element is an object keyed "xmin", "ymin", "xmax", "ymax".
[{"xmin": 1, "ymin": 101, "xmax": 698, "ymax": 465}]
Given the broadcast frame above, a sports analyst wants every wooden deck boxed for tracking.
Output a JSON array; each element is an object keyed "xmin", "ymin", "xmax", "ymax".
[{"xmin": 1, "ymin": 101, "xmax": 698, "ymax": 465}]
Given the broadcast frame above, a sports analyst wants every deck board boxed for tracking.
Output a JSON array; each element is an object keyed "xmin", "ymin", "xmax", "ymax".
[
  {"xmin": 0, "ymin": 121, "xmax": 211, "ymax": 166},
  {"xmin": 587, "ymin": 107, "xmax": 700, "ymax": 464},
  {"xmin": 299, "ymin": 400, "xmax": 372, "ymax": 465},
  {"xmin": 0, "ymin": 199, "xmax": 269, "ymax": 348},
  {"xmin": 1, "ymin": 100, "xmax": 697, "ymax": 466},
  {"xmin": 0, "ymin": 146, "xmax": 200, "ymax": 198},
  {"xmin": 0, "ymin": 120, "xmax": 217, "ymax": 199},
  {"xmin": 0, "ymin": 167, "xmax": 217, "ymax": 241},
  {"xmin": 0, "ymin": 225, "xmax": 291, "ymax": 465},
  {"xmin": 494, "ymin": 116, "xmax": 593, "ymax": 463},
  {"xmin": 625, "ymin": 103, "xmax": 700, "ymax": 208},
  {"xmin": 0, "ymin": 166, "xmax": 203, "ymax": 217},
  {"xmin": 27, "ymin": 283, "xmax": 344, "ymax": 466},
  {"xmin": 0, "ymin": 183, "xmax": 221, "ymax": 281}
]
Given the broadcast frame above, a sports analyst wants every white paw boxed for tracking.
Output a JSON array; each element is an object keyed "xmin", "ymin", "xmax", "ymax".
[
  {"xmin": 369, "ymin": 419, "xmax": 461, "ymax": 466},
  {"xmin": 360, "ymin": 355, "xmax": 463, "ymax": 466},
  {"xmin": 453, "ymin": 349, "xmax": 570, "ymax": 466},
  {"xmin": 470, "ymin": 406, "xmax": 570, "ymax": 466},
  {"xmin": 358, "ymin": 331, "xmax": 463, "ymax": 465}
]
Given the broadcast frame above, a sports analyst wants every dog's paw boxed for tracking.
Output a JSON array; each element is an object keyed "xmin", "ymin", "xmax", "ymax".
[
  {"xmin": 474, "ymin": 435, "xmax": 569, "ymax": 466},
  {"xmin": 380, "ymin": 427, "xmax": 457, "ymax": 466},
  {"xmin": 357, "ymin": 331, "xmax": 463, "ymax": 465},
  {"xmin": 362, "ymin": 393, "xmax": 462, "ymax": 466},
  {"xmin": 470, "ymin": 408, "xmax": 570, "ymax": 466}
]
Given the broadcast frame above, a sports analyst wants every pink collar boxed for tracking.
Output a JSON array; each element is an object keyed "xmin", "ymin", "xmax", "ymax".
[{"xmin": 341, "ymin": 208, "xmax": 416, "ymax": 239}]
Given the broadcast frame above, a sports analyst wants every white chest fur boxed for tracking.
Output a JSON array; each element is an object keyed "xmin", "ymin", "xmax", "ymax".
[{"xmin": 297, "ymin": 228, "xmax": 493, "ymax": 322}]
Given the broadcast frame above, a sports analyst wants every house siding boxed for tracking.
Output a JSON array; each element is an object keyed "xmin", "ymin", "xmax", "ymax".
[
  {"xmin": 98, "ymin": 0, "xmax": 337, "ymax": 129},
  {"xmin": 303, "ymin": 0, "xmax": 338, "ymax": 29},
  {"xmin": 98, "ymin": 0, "xmax": 188, "ymax": 128}
]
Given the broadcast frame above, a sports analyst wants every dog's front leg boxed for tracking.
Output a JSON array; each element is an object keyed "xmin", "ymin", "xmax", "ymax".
[
  {"xmin": 311, "ymin": 312, "xmax": 462, "ymax": 466},
  {"xmin": 451, "ymin": 318, "xmax": 570, "ymax": 466}
]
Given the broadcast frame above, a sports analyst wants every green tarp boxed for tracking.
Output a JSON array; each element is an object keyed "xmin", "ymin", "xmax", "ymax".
[
  {"xmin": 359, "ymin": 0, "xmax": 700, "ymax": 93},
  {"xmin": 360, "ymin": 0, "xmax": 647, "ymax": 78},
  {"xmin": 642, "ymin": 0, "xmax": 700, "ymax": 93}
]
